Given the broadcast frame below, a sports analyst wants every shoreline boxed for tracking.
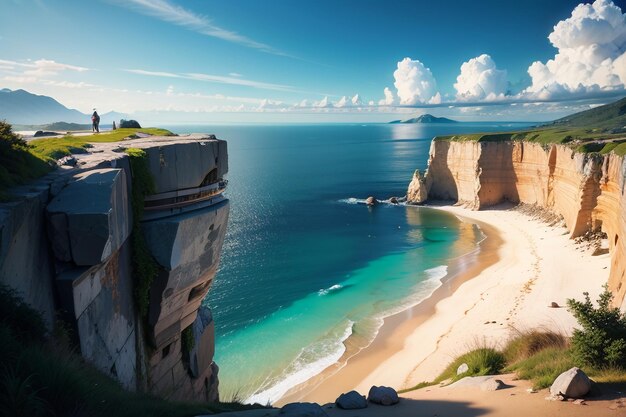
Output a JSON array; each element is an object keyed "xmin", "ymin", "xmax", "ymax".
[{"xmin": 277, "ymin": 204, "xmax": 611, "ymax": 405}]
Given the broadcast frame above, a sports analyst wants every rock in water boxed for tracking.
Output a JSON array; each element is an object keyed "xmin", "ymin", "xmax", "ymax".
[
  {"xmin": 406, "ymin": 169, "xmax": 429, "ymax": 204},
  {"xmin": 335, "ymin": 390, "xmax": 367, "ymax": 409},
  {"xmin": 550, "ymin": 367, "xmax": 591, "ymax": 398},
  {"xmin": 280, "ymin": 403, "xmax": 328, "ymax": 417},
  {"xmin": 457, "ymin": 363, "xmax": 469, "ymax": 375},
  {"xmin": 389, "ymin": 197, "xmax": 399, "ymax": 204},
  {"xmin": 367, "ymin": 386, "xmax": 399, "ymax": 405},
  {"xmin": 365, "ymin": 196, "xmax": 377, "ymax": 206}
]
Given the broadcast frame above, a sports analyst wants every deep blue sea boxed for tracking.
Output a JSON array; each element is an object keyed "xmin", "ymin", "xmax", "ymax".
[{"xmin": 166, "ymin": 122, "xmax": 531, "ymax": 403}]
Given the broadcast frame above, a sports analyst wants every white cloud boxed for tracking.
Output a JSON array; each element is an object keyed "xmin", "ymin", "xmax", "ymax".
[
  {"xmin": 0, "ymin": 58, "xmax": 88, "ymax": 76},
  {"xmin": 378, "ymin": 87, "xmax": 395, "ymax": 105},
  {"xmin": 116, "ymin": 0, "xmax": 285, "ymax": 55},
  {"xmin": 314, "ymin": 96, "xmax": 333, "ymax": 108},
  {"xmin": 393, "ymin": 57, "xmax": 439, "ymax": 104},
  {"xmin": 334, "ymin": 94, "xmax": 363, "ymax": 108},
  {"xmin": 525, "ymin": 0, "xmax": 626, "ymax": 98},
  {"xmin": 454, "ymin": 54, "xmax": 508, "ymax": 101}
]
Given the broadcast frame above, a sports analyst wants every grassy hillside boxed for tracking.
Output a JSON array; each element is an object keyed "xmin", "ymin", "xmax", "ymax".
[{"xmin": 436, "ymin": 96, "xmax": 626, "ymax": 155}]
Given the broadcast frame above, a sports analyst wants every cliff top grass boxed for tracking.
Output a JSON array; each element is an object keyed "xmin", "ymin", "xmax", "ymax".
[
  {"xmin": 29, "ymin": 127, "xmax": 174, "ymax": 161},
  {"xmin": 0, "ymin": 123, "xmax": 173, "ymax": 201},
  {"xmin": 434, "ymin": 96, "xmax": 626, "ymax": 155}
]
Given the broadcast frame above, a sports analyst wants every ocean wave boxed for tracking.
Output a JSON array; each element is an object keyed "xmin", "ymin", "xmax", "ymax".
[
  {"xmin": 318, "ymin": 284, "xmax": 343, "ymax": 296},
  {"xmin": 244, "ymin": 321, "xmax": 354, "ymax": 405}
]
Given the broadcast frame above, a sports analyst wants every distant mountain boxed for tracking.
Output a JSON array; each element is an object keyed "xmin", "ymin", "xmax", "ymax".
[
  {"xmin": 100, "ymin": 111, "xmax": 130, "ymax": 125},
  {"xmin": 390, "ymin": 114, "xmax": 458, "ymax": 124},
  {"xmin": 546, "ymin": 96, "xmax": 626, "ymax": 130},
  {"xmin": 0, "ymin": 88, "xmax": 88, "ymax": 125}
]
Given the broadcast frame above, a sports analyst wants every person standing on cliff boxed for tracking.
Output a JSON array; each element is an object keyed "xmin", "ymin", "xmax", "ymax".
[{"xmin": 91, "ymin": 109, "xmax": 100, "ymax": 133}]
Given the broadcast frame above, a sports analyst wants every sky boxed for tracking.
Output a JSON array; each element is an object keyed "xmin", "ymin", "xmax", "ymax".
[{"xmin": 1, "ymin": 0, "xmax": 625, "ymax": 123}]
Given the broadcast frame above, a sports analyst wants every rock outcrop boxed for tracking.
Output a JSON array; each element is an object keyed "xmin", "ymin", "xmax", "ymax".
[
  {"xmin": 406, "ymin": 169, "xmax": 429, "ymax": 204},
  {"xmin": 0, "ymin": 134, "xmax": 229, "ymax": 402},
  {"xmin": 411, "ymin": 139, "xmax": 626, "ymax": 308}
]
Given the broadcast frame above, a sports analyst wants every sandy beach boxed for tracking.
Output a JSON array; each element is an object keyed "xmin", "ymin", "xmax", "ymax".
[{"xmin": 280, "ymin": 204, "xmax": 611, "ymax": 404}]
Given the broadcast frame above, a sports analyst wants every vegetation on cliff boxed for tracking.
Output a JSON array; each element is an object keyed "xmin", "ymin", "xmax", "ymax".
[
  {"xmin": 0, "ymin": 122, "xmax": 174, "ymax": 200},
  {"xmin": 0, "ymin": 284, "xmax": 264, "ymax": 417},
  {"xmin": 0, "ymin": 121, "xmax": 52, "ymax": 200},
  {"xmin": 434, "ymin": 97, "xmax": 626, "ymax": 154},
  {"xmin": 125, "ymin": 148, "xmax": 159, "ymax": 319}
]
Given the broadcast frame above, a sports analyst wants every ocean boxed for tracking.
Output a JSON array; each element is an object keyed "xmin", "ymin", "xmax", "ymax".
[{"xmin": 165, "ymin": 122, "xmax": 532, "ymax": 404}]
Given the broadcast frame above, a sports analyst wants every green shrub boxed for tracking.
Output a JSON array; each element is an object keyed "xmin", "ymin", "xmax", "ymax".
[
  {"xmin": 567, "ymin": 286, "xmax": 626, "ymax": 369},
  {"xmin": 435, "ymin": 347, "xmax": 506, "ymax": 384}
]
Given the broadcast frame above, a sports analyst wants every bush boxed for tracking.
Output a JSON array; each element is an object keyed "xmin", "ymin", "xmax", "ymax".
[
  {"xmin": 120, "ymin": 119, "xmax": 142, "ymax": 129},
  {"xmin": 506, "ymin": 347, "xmax": 576, "ymax": 389},
  {"xmin": 567, "ymin": 286, "xmax": 626, "ymax": 369}
]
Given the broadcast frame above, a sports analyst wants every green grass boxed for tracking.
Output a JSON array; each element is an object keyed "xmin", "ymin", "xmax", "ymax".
[
  {"xmin": 401, "ymin": 329, "xmax": 626, "ymax": 393},
  {"xmin": 29, "ymin": 128, "xmax": 174, "ymax": 161},
  {"xmin": 0, "ymin": 284, "xmax": 267, "ymax": 417},
  {"xmin": 0, "ymin": 124, "xmax": 173, "ymax": 201}
]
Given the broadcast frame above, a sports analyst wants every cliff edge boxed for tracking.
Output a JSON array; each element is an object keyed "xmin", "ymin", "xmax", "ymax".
[
  {"xmin": 408, "ymin": 138, "xmax": 626, "ymax": 309},
  {"xmin": 0, "ymin": 134, "xmax": 229, "ymax": 402}
]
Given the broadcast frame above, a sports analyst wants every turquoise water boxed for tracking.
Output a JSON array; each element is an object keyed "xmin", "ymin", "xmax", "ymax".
[{"xmin": 166, "ymin": 122, "xmax": 531, "ymax": 403}]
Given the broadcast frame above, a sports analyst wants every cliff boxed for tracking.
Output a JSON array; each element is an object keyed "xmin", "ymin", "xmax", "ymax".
[
  {"xmin": 408, "ymin": 139, "xmax": 626, "ymax": 309},
  {"xmin": 0, "ymin": 134, "xmax": 229, "ymax": 401}
]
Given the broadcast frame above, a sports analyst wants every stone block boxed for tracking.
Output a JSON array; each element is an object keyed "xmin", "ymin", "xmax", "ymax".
[{"xmin": 46, "ymin": 168, "xmax": 131, "ymax": 266}]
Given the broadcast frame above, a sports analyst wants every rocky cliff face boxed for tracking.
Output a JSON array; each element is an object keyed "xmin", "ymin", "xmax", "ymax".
[
  {"xmin": 409, "ymin": 139, "xmax": 626, "ymax": 309},
  {"xmin": 0, "ymin": 135, "xmax": 229, "ymax": 401}
]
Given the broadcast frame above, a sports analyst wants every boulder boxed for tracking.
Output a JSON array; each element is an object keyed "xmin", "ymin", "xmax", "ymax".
[
  {"xmin": 367, "ymin": 386, "xmax": 399, "ymax": 406},
  {"xmin": 457, "ymin": 363, "xmax": 469, "ymax": 375},
  {"xmin": 389, "ymin": 197, "xmax": 399, "ymax": 204},
  {"xmin": 365, "ymin": 196, "xmax": 377, "ymax": 206},
  {"xmin": 119, "ymin": 119, "xmax": 141, "ymax": 128},
  {"xmin": 480, "ymin": 378, "xmax": 504, "ymax": 391},
  {"xmin": 34, "ymin": 130, "xmax": 58, "ymax": 137},
  {"xmin": 279, "ymin": 402, "xmax": 328, "ymax": 417},
  {"xmin": 549, "ymin": 367, "xmax": 591, "ymax": 398},
  {"xmin": 57, "ymin": 155, "xmax": 77, "ymax": 167},
  {"xmin": 335, "ymin": 390, "xmax": 367, "ymax": 409}
]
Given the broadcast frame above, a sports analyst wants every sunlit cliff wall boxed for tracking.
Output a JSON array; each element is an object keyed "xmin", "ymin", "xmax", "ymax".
[{"xmin": 409, "ymin": 139, "xmax": 626, "ymax": 308}]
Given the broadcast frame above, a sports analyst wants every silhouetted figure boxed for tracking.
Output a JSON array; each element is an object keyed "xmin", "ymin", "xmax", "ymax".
[{"xmin": 91, "ymin": 109, "xmax": 100, "ymax": 133}]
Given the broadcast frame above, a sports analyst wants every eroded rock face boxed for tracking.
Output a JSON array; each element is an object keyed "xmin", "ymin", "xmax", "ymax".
[
  {"xmin": 420, "ymin": 140, "xmax": 626, "ymax": 307},
  {"xmin": 406, "ymin": 169, "xmax": 430, "ymax": 204}
]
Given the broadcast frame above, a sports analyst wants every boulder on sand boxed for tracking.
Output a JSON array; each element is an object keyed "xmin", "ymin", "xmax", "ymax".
[
  {"xmin": 335, "ymin": 390, "xmax": 367, "ymax": 409},
  {"xmin": 367, "ymin": 386, "xmax": 399, "ymax": 405},
  {"xmin": 550, "ymin": 367, "xmax": 591, "ymax": 398},
  {"xmin": 280, "ymin": 402, "xmax": 328, "ymax": 417},
  {"xmin": 365, "ymin": 196, "xmax": 377, "ymax": 206}
]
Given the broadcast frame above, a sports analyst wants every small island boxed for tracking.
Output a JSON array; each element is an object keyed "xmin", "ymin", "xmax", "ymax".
[{"xmin": 389, "ymin": 113, "xmax": 458, "ymax": 124}]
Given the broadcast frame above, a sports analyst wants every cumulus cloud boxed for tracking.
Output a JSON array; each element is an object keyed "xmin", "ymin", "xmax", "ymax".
[
  {"xmin": 525, "ymin": 0, "xmax": 626, "ymax": 98},
  {"xmin": 314, "ymin": 96, "xmax": 333, "ymax": 108},
  {"xmin": 393, "ymin": 57, "xmax": 440, "ymax": 104},
  {"xmin": 334, "ymin": 94, "xmax": 363, "ymax": 108},
  {"xmin": 454, "ymin": 54, "xmax": 508, "ymax": 101},
  {"xmin": 378, "ymin": 87, "xmax": 395, "ymax": 105}
]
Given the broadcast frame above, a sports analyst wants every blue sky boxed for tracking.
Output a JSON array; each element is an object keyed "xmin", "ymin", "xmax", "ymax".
[{"xmin": 1, "ymin": 0, "xmax": 625, "ymax": 122}]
